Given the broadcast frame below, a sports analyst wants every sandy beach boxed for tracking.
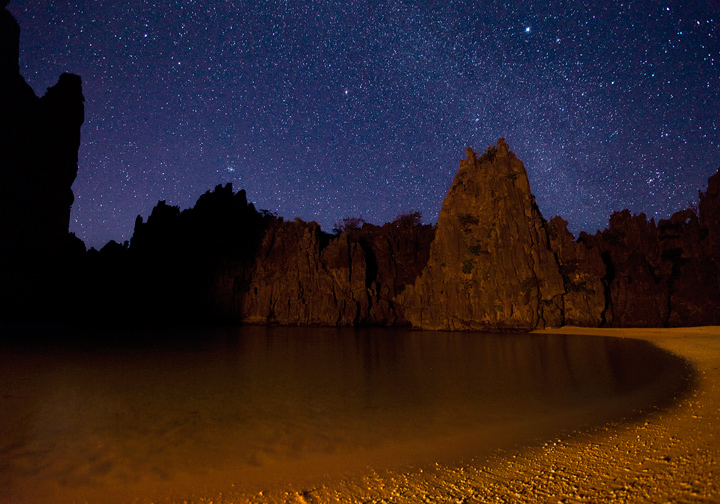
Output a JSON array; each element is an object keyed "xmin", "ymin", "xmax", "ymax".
[{"xmin": 198, "ymin": 326, "xmax": 720, "ymax": 504}]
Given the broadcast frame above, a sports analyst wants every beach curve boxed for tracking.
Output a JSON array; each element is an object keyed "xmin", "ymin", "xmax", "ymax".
[{"xmin": 192, "ymin": 326, "xmax": 719, "ymax": 504}]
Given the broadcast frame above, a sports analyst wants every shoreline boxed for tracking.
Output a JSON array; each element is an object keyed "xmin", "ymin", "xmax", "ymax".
[{"xmin": 202, "ymin": 326, "xmax": 719, "ymax": 503}]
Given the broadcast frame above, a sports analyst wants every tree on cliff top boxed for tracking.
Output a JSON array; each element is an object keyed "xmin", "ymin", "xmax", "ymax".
[
  {"xmin": 333, "ymin": 216, "xmax": 366, "ymax": 235},
  {"xmin": 392, "ymin": 211, "xmax": 422, "ymax": 228}
]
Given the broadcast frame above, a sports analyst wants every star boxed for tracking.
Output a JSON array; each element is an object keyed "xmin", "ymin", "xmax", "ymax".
[{"xmin": 6, "ymin": 1, "xmax": 718, "ymax": 248}]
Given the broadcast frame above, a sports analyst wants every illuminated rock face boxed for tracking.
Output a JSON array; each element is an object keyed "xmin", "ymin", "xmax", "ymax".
[
  {"xmin": 124, "ymin": 158, "xmax": 719, "ymax": 329},
  {"xmin": 582, "ymin": 210, "xmax": 671, "ymax": 328},
  {"xmin": 239, "ymin": 220, "xmax": 371, "ymax": 325},
  {"xmin": 238, "ymin": 217, "xmax": 434, "ymax": 326},
  {"xmin": 547, "ymin": 216, "xmax": 606, "ymax": 328},
  {"xmin": 579, "ymin": 169, "xmax": 720, "ymax": 328},
  {"xmin": 398, "ymin": 139, "xmax": 565, "ymax": 331}
]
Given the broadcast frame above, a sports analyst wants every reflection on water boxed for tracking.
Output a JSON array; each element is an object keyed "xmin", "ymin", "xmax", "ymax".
[{"xmin": 0, "ymin": 326, "xmax": 690, "ymax": 503}]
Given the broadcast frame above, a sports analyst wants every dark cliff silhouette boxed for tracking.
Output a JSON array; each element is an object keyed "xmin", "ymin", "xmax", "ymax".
[
  {"xmin": 0, "ymin": 2, "xmax": 85, "ymax": 320},
  {"xmin": 1, "ymin": 3, "xmax": 719, "ymax": 329},
  {"xmin": 82, "ymin": 184, "xmax": 271, "ymax": 323},
  {"xmin": 79, "ymin": 183, "xmax": 434, "ymax": 326}
]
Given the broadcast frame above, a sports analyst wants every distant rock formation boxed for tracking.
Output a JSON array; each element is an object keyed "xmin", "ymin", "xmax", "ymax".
[
  {"xmin": 237, "ymin": 214, "xmax": 434, "ymax": 326},
  {"xmin": 581, "ymin": 211, "xmax": 671, "ymax": 327},
  {"xmin": 393, "ymin": 140, "xmax": 720, "ymax": 331},
  {"xmin": 398, "ymin": 139, "xmax": 565, "ymax": 330},
  {"xmin": 72, "ymin": 139, "xmax": 719, "ymax": 330},
  {"xmin": 0, "ymin": 2, "xmax": 85, "ymax": 318},
  {"xmin": 77, "ymin": 184, "xmax": 434, "ymax": 326},
  {"xmin": 547, "ymin": 216, "xmax": 606, "ymax": 327},
  {"xmin": 83, "ymin": 184, "xmax": 270, "ymax": 322},
  {"xmin": 579, "ymin": 168, "xmax": 720, "ymax": 327}
]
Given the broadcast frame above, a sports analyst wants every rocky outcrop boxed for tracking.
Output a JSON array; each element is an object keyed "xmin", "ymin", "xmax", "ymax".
[
  {"xmin": 398, "ymin": 139, "xmax": 565, "ymax": 331},
  {"xmin": 80, "ymin": 184, "xmax": 434, "ymax": 326},
  {"xmin": 0, "ymin": 2, "xmax": 85, "ymax": 319},
  {"xmin": 239, "ymin": 221, "xmax": 369, "ymax": 325},
  {"xmin": 0, "ymin": 9, "xmax": 83, "ymax": 255},
  {"xmin": 2, "ymin": 2, "xmax": 717, "ymax": 332},
  {"xmin": 356, "ymin": 214, "xmax": 435, "ymax": 323},
  {"xmin": 75, "ymin": 144, "xmax": 718, "ymax": 329},
  {"xmin": 699, "ymin": 168, "xmax": 720, "ymax": 282},
  {"xmin": 237, "ymin": 215, "xmax": 434, "ymax": 326},
  {"xmin": 660, "ymin": 208, "xmax": 720, "ymax": 326},
  {"xmin": 4, "ymin": 0, "xmax": 720, "ymax": 329},
  {"xmin": 578, "ymin": 167, "xmax": 720, "ymax": 328},
  {"xmin": 126, "ymin": 184, "xmax": 270, "ymax": 321},
  {"xmin": 580, "ymin": 211, "xmax": 670, "ymax": 327},
  {"xmin": 547, "ymin": 216, "xmax": 606, "ymax": 327}
]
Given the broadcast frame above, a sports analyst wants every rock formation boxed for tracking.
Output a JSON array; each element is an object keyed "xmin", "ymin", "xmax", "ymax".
[
  {"xmin": 398, "ymin": 139, "xmax": 565, "ymax": 331},
  {"xmin": 80, "ymin": 184, "xmax": 434, "ymax": 326},
  {"xmin": 0, "ymin": 7, "xmax": 83, "ymax": 253},
  {"xmin": 579, "ymin": 168, "xmax": 720, "ymax": 327},
  {"xmin": 660, "ymin": 207, "xmax": 720, "ymax": 326},
  {"xmin": 239, "ymin": 220, "xmax": 370, "ymax": 325},
  {"xmin": 580, "ymin": 211, "xmax": 670, "ymax": 327},
  {"xmin": 70, "ymin": 137, "xmax": 717, "ymax": 329},
  {"xmin": 547, "ymin": 216, "xmax": 606, "ymax": 327},
  {"xmin": 699, "ymin": 168, "xmax": 720, "ymax": 298},
  {"xmin": 118, "ymin": 184, "xmax": 269, "ymax": 321},
  {"xmin": 0, "ymin": 2, "xmax": 85, "ymax": 318},
  {"xmin": 237, "ymin": 215, "xmax": 434, "ymax": 326},
  {"xmin": 393, "ymin": 138, "xmax": 718, "ymax": 331}
]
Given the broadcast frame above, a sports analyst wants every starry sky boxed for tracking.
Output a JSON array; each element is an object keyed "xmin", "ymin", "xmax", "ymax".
[{"xmin": 8, "ymin": 0, "xmax": 720, "ymax": 249}]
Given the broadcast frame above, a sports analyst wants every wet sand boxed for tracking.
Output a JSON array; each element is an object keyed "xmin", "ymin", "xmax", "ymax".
[{"xmin": 200, "ymin": 326, "xmax": 719, "ymax": 503}]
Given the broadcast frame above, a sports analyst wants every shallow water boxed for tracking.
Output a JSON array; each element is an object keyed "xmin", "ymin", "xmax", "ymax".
[{"xmin": 0, "ymin": 326, "xmax": 689, "ymax": 503}]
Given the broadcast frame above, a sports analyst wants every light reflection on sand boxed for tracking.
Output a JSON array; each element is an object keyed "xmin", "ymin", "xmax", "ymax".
[{"xmin": 0, "ymin": 326, "xmax": 689, "ymax": 503}]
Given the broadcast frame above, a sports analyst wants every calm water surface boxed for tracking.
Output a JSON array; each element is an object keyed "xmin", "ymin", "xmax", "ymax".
[{"xmin": 0, "ymin": 326, "xmax": 690, "ymax": 503}]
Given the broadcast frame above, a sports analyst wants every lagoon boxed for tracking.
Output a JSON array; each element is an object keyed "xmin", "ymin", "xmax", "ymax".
[{"xmin": 0, "ymin": 326, "xmax": 689, "ymax": 503}]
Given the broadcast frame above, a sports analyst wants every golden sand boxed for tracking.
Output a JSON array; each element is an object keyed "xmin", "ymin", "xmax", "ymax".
[{"xmin": 202, "ymin": 327, "xmax": 719, "ymax": 503}]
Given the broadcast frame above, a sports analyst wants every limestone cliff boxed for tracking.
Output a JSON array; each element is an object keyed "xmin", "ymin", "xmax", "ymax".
[
  {"xmin": 4, "ymin": 0, "xmax": 720, "ymax": 330},
  {"xmin": 398, "ymin": 139, "xmax": 565, "ymax": 331},
  {"xmin": 699, "ymin": 168, "xmax": 720, "ymax": 290},
  {"xmin": 547, "ymin": 216, "xmax": 606, "ymax": 327},
  {"xmin": 0, "ymin": 6, "xmax": 84, "ymax": 254},
  {"xmin": 579, "ymin": 168, "xmax": 720, "ymax": 328},
  {"xmin": 239, "ymin": 221, "xmax": 368, "ymax": 325},
  {"xmin": 592, "ymin": 211, "xmax": 670, "ymax": 327},
  {"xmin": 0, "ymin": 2, "xmax": 85, "ymax": 319},
  {"xmin": 238, "ymin": 216, "xmax": 434, "ymax": 326},
  {"xmin": 660, "ymin": 207, "xmax": 720, "ymax": 326}
]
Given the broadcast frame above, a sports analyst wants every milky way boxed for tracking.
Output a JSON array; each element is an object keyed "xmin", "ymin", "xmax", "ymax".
[{"xmin": 8, "ymin": 0, "xmax": 719, "ymax": 248}]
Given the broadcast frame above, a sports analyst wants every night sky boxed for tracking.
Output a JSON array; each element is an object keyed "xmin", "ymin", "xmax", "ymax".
[{"xmin": 8, "ymin": 0, "xmax": 719, "ymax": 249}]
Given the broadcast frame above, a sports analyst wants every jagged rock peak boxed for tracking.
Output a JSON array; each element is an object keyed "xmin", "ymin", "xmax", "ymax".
[
  {"xmin": 0, "ymin": 2, "xmax": 84, "ymax": 243},
  {"xmin": 0, "ymin": 2, "xmax": 86, "ymax": 320},
  {"xmin": 398, "ymin": 139, "xmax": 565, "ymax": 331}
]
